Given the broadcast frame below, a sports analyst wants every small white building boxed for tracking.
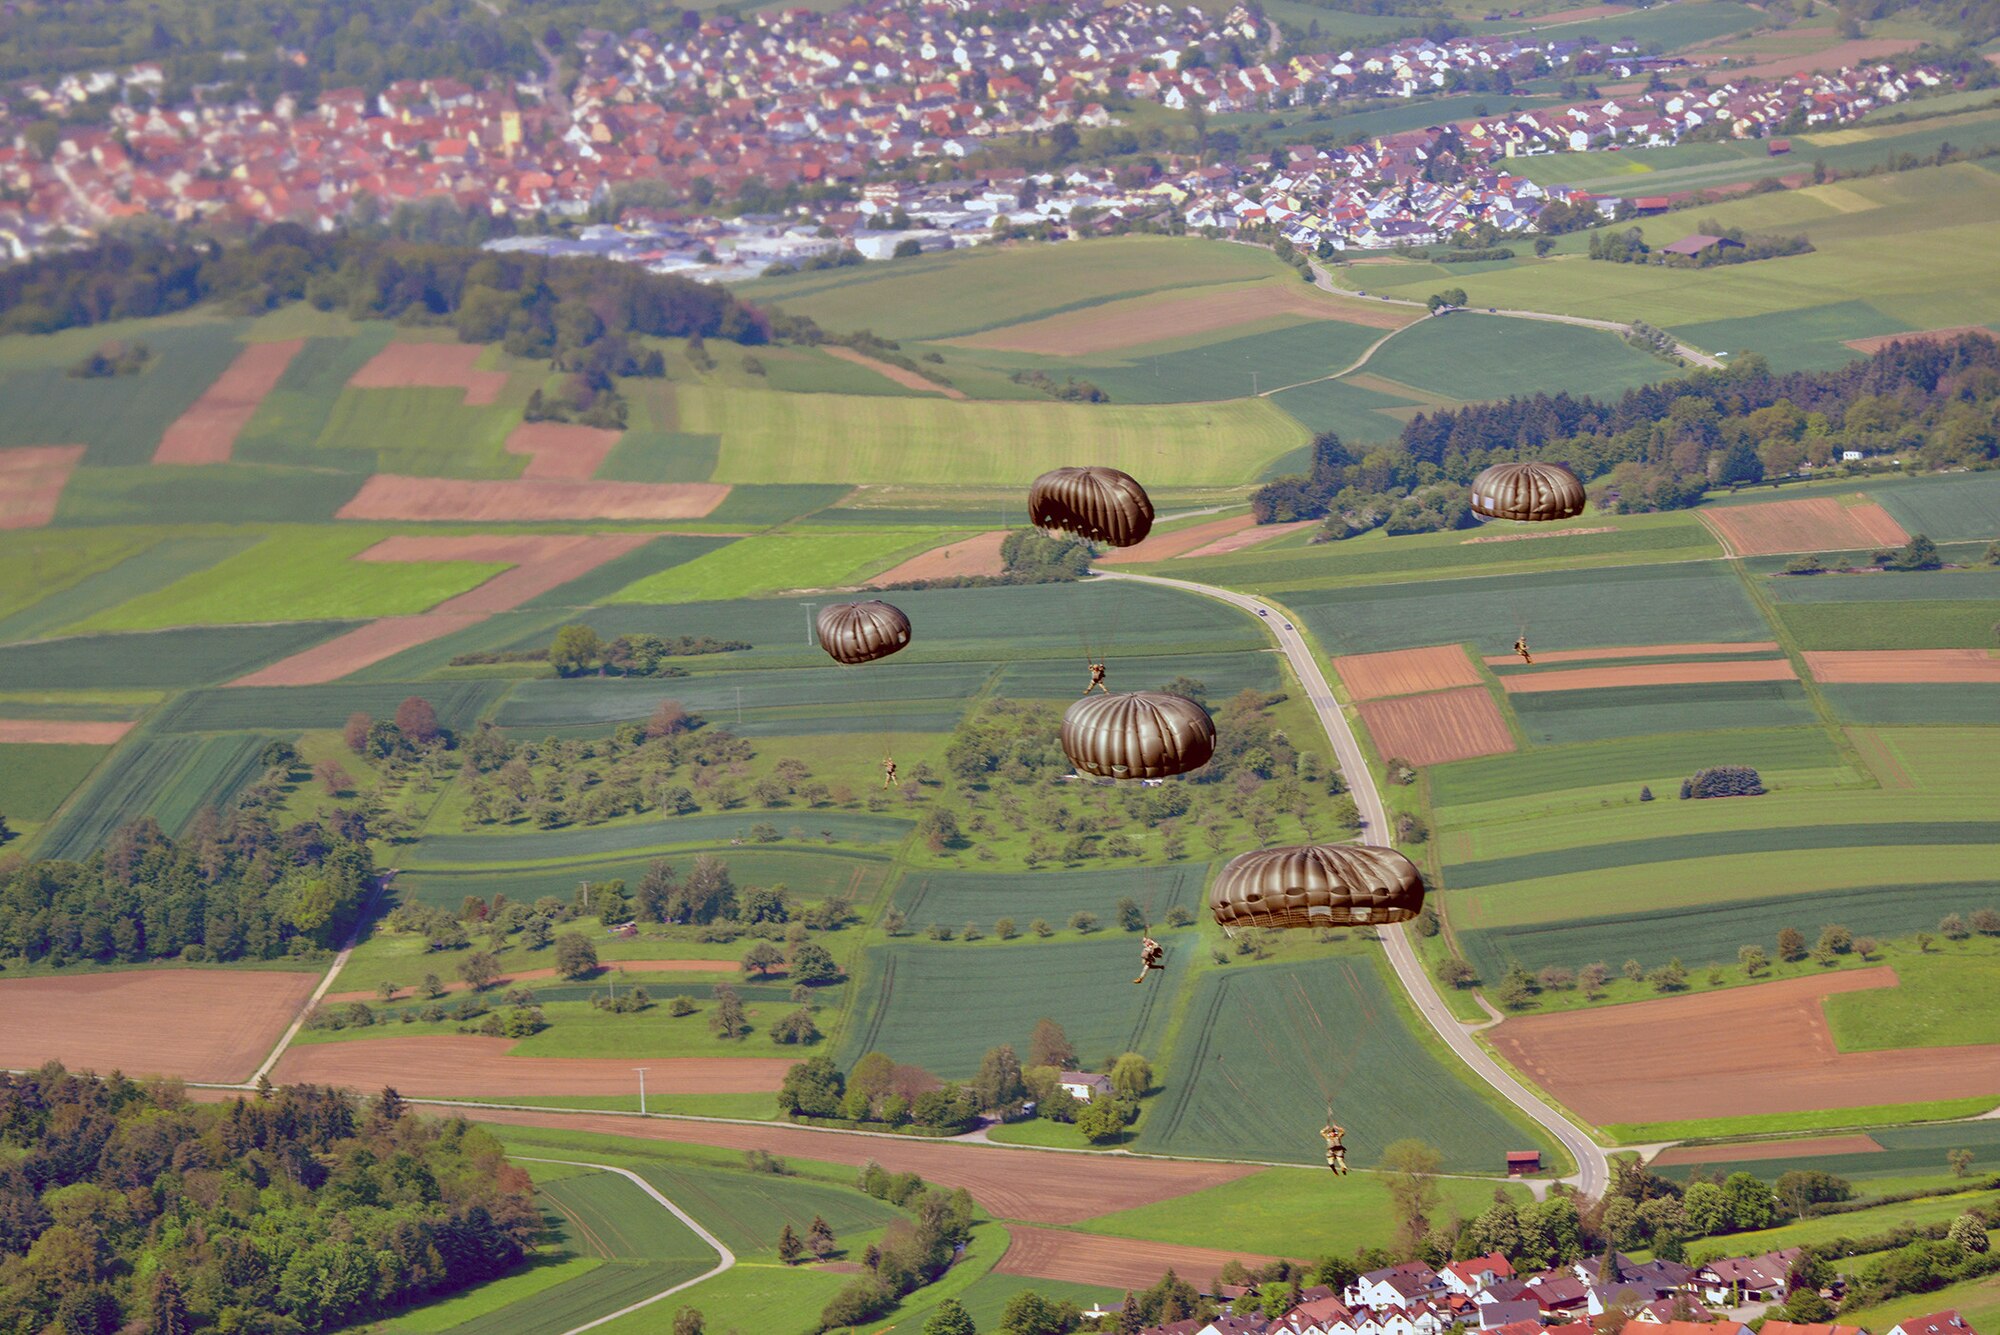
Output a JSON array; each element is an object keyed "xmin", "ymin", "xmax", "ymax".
[{"xmin": 1058, "ymin": 1071, "xmax": 1113, "ymax": 1101}]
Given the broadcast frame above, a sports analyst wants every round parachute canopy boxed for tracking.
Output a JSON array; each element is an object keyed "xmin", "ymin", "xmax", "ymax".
[
  {"xmin": 1469, "ymin": 461, "xmax": 1587, "ymax": 523},
  {"xmin": 1028, "ymin": 466, "xmax": 1155, "ymax": 547},
  {"xmin": 816, "ymin": 600, "xmax": 912, "ymax": 665},
  {"xmin": 1210, "ymin": 844, "xmax": 1425, "ymax": 932},
  {"xmin": 1061, "ymin": 691, "xmax": 1215, "ymax": 780}
]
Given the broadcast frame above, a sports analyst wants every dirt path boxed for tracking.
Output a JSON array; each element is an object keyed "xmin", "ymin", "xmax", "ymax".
[
  {"xmin": 996, "ymin": 1225, "xmax": 1282, "ymax": 1290},
  {"xmin": 823, "ymin": 347, "xmax": 968, "ymax": 399}
]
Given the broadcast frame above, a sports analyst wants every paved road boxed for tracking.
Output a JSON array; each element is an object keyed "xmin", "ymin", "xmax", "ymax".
[
  {"xmin": 1098, "ymin": 569, "xmax": 1611, "ymax": 1198},
  {"xmin": 514, "ymin": 1156, "xmax": 735, "ymax": 1335}
]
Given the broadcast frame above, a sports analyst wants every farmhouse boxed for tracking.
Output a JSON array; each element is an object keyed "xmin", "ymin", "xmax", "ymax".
[
  {"xmin": 1891, "ymin": 1314, "xmax": 1980, "ymax": 1335},
  {"xmin": 1661, "ymin": 233, "xmax": 1743, "ymax": 258},
  {"xmin": 1059, "ymin": 1070, "xmax": 1114, "ymax": 1101},
  {"xmin": 1693, "ymin": 1249, "xmax": 1802, "ymax": 1304}
]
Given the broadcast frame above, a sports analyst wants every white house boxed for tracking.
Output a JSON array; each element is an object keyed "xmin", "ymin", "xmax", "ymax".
[
  {"xmin": 1058, "ymin": 1071, "xmax": 1113, "ymax": 1101},
  {"xmin": 1346, "ymin": 1264, "xmax": 1442, "ymax": 1311},
  {"xmin": 1890, "ymin": 1313, "xmax": 1979, "ymax": 1335}
]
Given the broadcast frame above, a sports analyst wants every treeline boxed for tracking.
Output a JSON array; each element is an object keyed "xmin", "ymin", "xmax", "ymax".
[
  {"xmin": 1588, "ymin": 224, "xmax": 1814, "ymax": 266},
  {"xmin": 819, "ymin": 1164, "xmax": 977, "ymax": 1331},
  {"xmin": 0, "ymin": 810, "xmax": 377, "ymax": 967},
  {"xmin": 1252, "ymin": 333, "xmax": 2000, "ymax": 528},
  {"xmin": 878, "ymin": 529, "xmax": 1094, "ymax": 592},
  {"xmin": 0, "ymin": 225, "xmax": 775, "ymax": 350},
  {"xmin": 0, "ymin": 1070, "xmax": 537, "ymax": 1333}
]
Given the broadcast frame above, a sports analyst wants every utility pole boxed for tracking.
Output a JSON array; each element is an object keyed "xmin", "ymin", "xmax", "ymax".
[{"xmin": 634, "ymin": 1067, "xmax": 649, "ymax": 1116}]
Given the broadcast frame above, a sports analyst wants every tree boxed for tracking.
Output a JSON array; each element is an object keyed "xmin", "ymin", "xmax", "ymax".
[
  {"xmin": 672, "ymin": 1309, "xmax": 705, "ymax": 1335},
  {"xmin": 778, "ymin": 1224, "xmax": 804, "ymax": 1264},
  {"xmin": 1950, "ymin": 1148, "xmax": 1975, "ymax": 1178},
  {"xmin": 1076, "ymin": 1097, "xmax": 1127, "ymax": 1143},
  {"xmin": 790, "ymin": 941, "xmax": 842, "ymax": 986},
  {"xmin": 1888, "ymin": 533, "xmax": 1942, "ymax": 571},
  {"xmin": 1950, "ymin": 1213, "xmax": 1990, "ymax": 1254},
  {"xmin": 1943, "ymin": 913, "xmax": 1971, "ymax": 940},
  {"xmin": 1721, "ymin": 1171, "xmax": 1775, "ymax": 1229},
  {"xmin": 973, "ymin": 1044, "xmax": 1026, "ymax": 1110},
  {"xmin": 344, "ymin": 712, "xmax": 373, "ymax": 753},
  {"xmin": 647, "ymin": 699, "xmax": 693, "ymax": 738},
  {"xmin": 770, "ymin": 1008, "xmax": 820, "ymax": 1044},
  {"xmin": 458, "ymin": 951, "xmax": 501, "ymax": 991},
  {"xmin": 149, "ymin": 1270, "xmax": 191, "ymax": 1335},
  {"xmin": 1030, "ymin": 1018, "xmax": 1076, "ymax": 1070},
  {"xmin": 1854, "ymin": 935, "xmax": 1878, "ymax": 960},
  {"xmin": 314, "ymin": 760, "xmax": 352, "ymax": 795},
  {"xmin": 1436, "ymin": 957, "xmax": 1478, "ymax": 989},
  {"xmin": 1739, "ymin": 944, "xmax": 1768, "ymax": 976},
  {"xmin": 554, "ymin": 932, "xmax": 598, "ymax": 979},
  {"xmin": 550, "ymin": 624, "xmax": 603, "ymax": 676},
  {"xmin": 807, "ymin": 1214, "xmax": 838, "ymax": 1258},
  {"xmin": 742, "ymin": 941, "xmax": 786, "ymax": 978},
  {"xmin": 1069, "ymin": 911, "xmax": 1098, "ymax": 934},
  {"xmin": 1001, "ymin": 1290, "xmax": 1074, "ymax": 1335},
  {"xmin": 1580, "ymin": 962, "xmax": 1609, "ymax": 998},
  {"xmin": 1682, "ymin": 1180, "xmax": 1726, "ymax": 1235},
  {"xmin": 1116, "ymin": 896, "xmax": 1148, "ymax": 932},
  {"xmin": 712, "ymin": 984, "xmax": 751, "ymax": 1039},
  {"xmin": 777, "ymin": 1056, "xmax": 844, "ymax": 1117},
  {"xmin": 395, "ymin": 696, "xmax": 441, "ymax": 745},
  {"xmin": 420, "ymin": 972, "xmax": 446, "ymax": 999},
  {"xmin": 924, "ymin": 1298, "xmax": 976, "ymax": 1335},
  {"xmin": 1381, "ymin": 1139, "xmax": 1443, "ymax": 1255},
  {"xmin": 1777, "ymin": 926, "xmax": 1807, "ymax": 961},
  {"xmin": 1110, "ymin": 1052, "xmax": 1153, "ymax": 1099}
]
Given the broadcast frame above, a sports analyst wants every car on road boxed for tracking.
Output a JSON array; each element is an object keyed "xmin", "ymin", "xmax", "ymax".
[
  {"xmin": 1256, "ymin": 607, "xmax": 1268, "ymax": 617},
  {"xmin": 1283, "ymin": 621, "xmax": 1294, "ymax": 630}
]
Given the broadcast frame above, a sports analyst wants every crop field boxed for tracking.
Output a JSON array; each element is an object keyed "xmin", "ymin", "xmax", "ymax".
[
  {"xmin": 624, "ymin": 1159, "xmax": 901, "ymax": 1257},
  {"xmin": 517, "ymin": 536, "xmax": 737, "ymax": 610},
  {"xmin": 0, "ymin": 530, "xmax": 155, "ymax": 626},
  {"xmin": 1270, "ymin": 376, "xmax": 1426, "ymax": 444},
  {"xmin": 1766, "ymin": 569, "xmax": 2000, "ymax": 604},
  {"xmin": 1867, "ymin": 470, "xmax": 2000, "ymax": 542},
  {"xmin": 53, "ymin": 462, "xmax": 366, "ymax": 526},
  {"xmin": 1702, "ymin": 497, "xmax": 1909, "ymax": 557},
  {"xmin": 1356, "ymin": 687, "xmax": 1516, "ymax": 767},
  {"xmin": 316, "ymin": 383, "xmax": 531, "ymax": 479},
  {"xmin": 1360, "ymin": 314, "xmax": 1675, "ymax": 401},
  {"xmin": 0, "ymin": 624, "xmax": 351, "ymax": 692},
  {"xmin": 1078, "ymin": 1167, "xmax": 1529, "ymax": 1260},
  {"xmin": 0, "ymin": 742, "xmax": 107, "ymax": 824},
  {"xmin": 1013, "ymin": 318, "xmax": 1388, "ymax": 405},
  {"xmin": 839, "ymin": 937, "xmax": 1177, "ymax": 1076},
  {"xmin": 152, "ymin": 680, "xmax": 505, "ymax": 733},
  {"xmin": 1783, "ymin": 600, "xmax": 2000, "ymax": 648},
  {"xmin": 1423, "ymin": 728, "xmax": 1840, "ymax": 807},
  {"xmin": 1821, "ymin": 683, "xmax": 2000, "ymax": 724},
  {"xmin": 0, "ymin": 321, "xmax": 252, "ymax": 465},
  {"xmin": 685, "ymin": 384, "xmax": 1307, "ymax": 486},
  {"xmin": 1458, "ymin": 879, "xmax": 2000, "ymax": 982},
  {"xmin": 894, "ymin": 864, "xmax": 1210, "ymax": 926},
  {"xmin": 394, "ymin": 848, "xmax": 887, "ymax": 912},
  {"xmin": 493, "ymin": 662, "xmax": 990, "ymax": 730},
  {"xmin": 234, "ymin": 325, "xmax": 397, "ymax": 469},
  {"xmin": 1505, "ymin": 679, "xmax": 1817, "ymax": 744},
  {"xmin": 1672, "ymin": 301, "xmax": 1906, "ymax": 372},
  {"xmin": 997, "ymin": 649, "xmax": 1278, "ymax": 700},
  {"xmin": 0, "ymin": 967, "xmax": 317, "ymax": 1082},
  {"xmin": 34, "ymin": 731, "xmax": 273, "ymax": 859},
  {"xmin": 1282, "ymin": 562, "xmax": 1771, "ymax": 657},
  {"xmin": 0, "ymin": 535, "xmax": 259, "ymax": 643},
  {"xmin": 1652, "ymin": 1119, "xmax": 2000, "ymax": 1185},
  {"xmin": 605, "ymin": 527, "xmax": 937, "ymax": 603},
  {"xmin": 1335, "ymin": 644, "xmax": 1484, "ymax": 700},
  {"xmin": 1825, "ymin": 954, "xmax": 2000, "ymax": 1051},
  {"xmin": 153, "ymin": 339, "xmax": 303, "ymax": 465},
  {"xmin": 1498, "ymin": 659, "xmax": 1797, "ymax": 693},
  {"xmin": 1138, "ymin": 957, "xmax": 1544, "ymax": 1172},
  {"xmin": 741, "ymin": 235, "xmax": 1287, "ymax": 341}
]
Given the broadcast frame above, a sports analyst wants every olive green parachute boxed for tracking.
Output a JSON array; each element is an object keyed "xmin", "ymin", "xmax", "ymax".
[
  {"xmin": 1209, "ymin": 844, "xmax": 1425, "ymax": 932},
  {"xmin": 816, "ymin": 600, "xmax": 912, "ymax": 665},
  {"xmin": 1060, "ymin": 690, "xmax": 1215, "ymax": 779},
  {"xmin": 1029, "ymin": 466, "xmax": 1155, "ymax": 547},
  {"xmin": 1469, "ymin": 461, "xmax": 1586, "ymax": 522}
]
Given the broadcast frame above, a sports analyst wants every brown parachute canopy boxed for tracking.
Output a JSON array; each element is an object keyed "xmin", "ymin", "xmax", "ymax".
[
  {"xmin": 1061, "ymin": 691, "xmax": 1215, "ymax": 780},
  {"xmin": 1470, "ymin": 461, "xmax": 1587, "ymax": 522},
  {"xmin": 1029, "ymin": 466, "xmax": 1155, "ymax": 547},
  {"xmin": 1210, "ymin": 844, "xmax": 1425, "ymax": 932},
  {"xmin": 816, "ymin": 600, "xmax": 912, "ymax": 665}
]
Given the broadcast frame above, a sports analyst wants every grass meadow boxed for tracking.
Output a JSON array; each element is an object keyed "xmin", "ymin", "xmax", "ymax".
[
  {"xmin": 1360, "ymin": 314, "xmax": 1678, "ymax": 401},
  {"xmin": 0, "ymin": 743, "xmax": 109, "ymax": 828},
  {"xmin": 0, "ymin": 534, "xmax": 258, "ymax": 642},
  {"xmin": 605, "ymin": 527, "xmax": 944, "ymax": 603},
  {"xmin": 0, "ymin": 530, "xmax": 155, "ymax": 627},
  {"xmin": 1825, "ymin": 952, "xmax": 2000, "ymax": 1051},
  {"xmin": 0, "ymin": 623, "xmax": 354, "ymax": 691}
]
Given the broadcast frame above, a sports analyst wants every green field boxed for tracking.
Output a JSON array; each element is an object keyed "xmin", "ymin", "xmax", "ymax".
[
  {"xmin": 0, "ymin": 531, "xmax": 154, "ymax": 626},
  {"xmin": 1139, "ymin": 956, "xmax": 1545, "ymax": 1172},
  {"xmin": 685, "ymin": 384, "xmax": 1308, "ymax": 486},
  {"xmin": 404, "ymin": 814, "xmax": 911, "ymax": 869},
  {"xmin": 1868, "ymin": 470, "xmax": 2000, "ymax": 542},
  {"xmin": 606, "ymin": 527, "xmax": 940, "ymax": 603},
  {"xmin": 1282, "ymin": 560, "xmax": 1770, "ymax": 656},
  {"xmin": 152, "ymin": 680, "xmax": 506, "ymax": 733},
  {"xmin": 34, "ymin": 732, "xmax": 273, "ymax": 860},
  {"xmin": 1822, "ymin": 684, "xmax": 2000, "ymax": 725},
  {"xmin": 1654, "ymin": 1119, "xmax": 2000, "ymax": 1185},
  {"xmin": 839, "ymin": 937, "xmax": 1177, "ymax": 1076},
  {"xmin": 0, "ymin": 743, "xmax": 108, "ymax": 825},
  {"xmin": 894, "ymin": 864, "xmax": 1211, "ymax": 927},
  {"xmin": 740, "ymin": 235, "xmax": 1286, "ymax": 341},
  {"xmin": 66, "ymin": 528, "xmax": 508, "ymax": 631},
  {"xmin": 1430, "ymin": 728, "xmax": 1842, "ymax": 807},
  {"xmin": 1507, "ymin": 680, "xmax": 1819, "ymax": 745},
  {"xmin": 520, "ymin": 536, "xmax": 738, "ymax": 610},
  {"xmin": 394, "ymin": 847, "xmax": 886, "ymax": 912},
  {"xmin": 0, "ymin": 622, "xmax": 354, "ymax": 691},
  {"xmin": 1079, "ymin": 1166, "xmax": 1529, "ymax": 1258},
  {"xmin": 316, "ymin": 380, "xmax": 531, "ymax": 479},
  {"xmin": 1825, "ymin": 953, "xmax": 2000, "ymax": 1052},
  {"xmin": 1000, "ymin": 317, "xmax": 1387, "ymax": 405},
  {"xmin": 0, "ymin": 534, "xmax": 257, "ymax": 642},
  {"xmin": 1838, "ymin": 1271, "xmax": 2000, "ymax": 1335},
  {"xmin": 1271, "ymin": 375, "xmax": 1426, "ymax": 445},
  {"xmin": 0, "ymin": 321, "xmax": 252, "ymax": 465},
  {"xmin": 1777, "ymin": 599, "xmax": 2000, "ymax": 649},
  {"xmin": 1360, "ymin": 314, "xmax": 1677, "ymax": 401},
  {"xmin": 1764, "ymin": 569, "xmax": 2000, "ymax": 603},
  {"xmin": 234, "ymin": 325, "xmax": 395, "ymax": 471},
  {"xmin": 1683, "ymin": 1186, "xmax": 2000, "ymax": 1264},
  {"xmin": 491, "ymin": 663, "xmax": 992, "ymax": 729}
]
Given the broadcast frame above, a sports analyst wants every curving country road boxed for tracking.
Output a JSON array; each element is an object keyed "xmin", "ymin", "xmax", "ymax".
[{"xmin": 1098, "ymin": 568, "xmax": 1611, "ymax": 1198}]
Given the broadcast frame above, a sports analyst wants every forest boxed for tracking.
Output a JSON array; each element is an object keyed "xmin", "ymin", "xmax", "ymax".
[
  {"xmin": 1252, "ymin": 333, "xmax": 2000, "ymax": 529},
  {"xmin": 0, "ymin": 810, "xmax": 378, "ymax": 967},
  {"xmin": 0, "ymin": 1070, "xmax": 538, "ymax": 1335}
]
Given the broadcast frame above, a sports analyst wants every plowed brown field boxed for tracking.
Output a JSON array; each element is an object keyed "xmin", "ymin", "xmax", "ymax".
[
  {"xmin": 0, "ymin": 445, "xmax": 84, "ymax": 529},
  {"xmin": 1491, "ymin": 968, "xmax": 2000, "ymax": 1122},
  {"xmin": 997, "ymin": 1225, "xmax": 1283, "ymax": 1290},
  {"xmin": 1357, "ymin": 687, "xmax": 1514, "ymax": 766},
  {"xmin": 1482, "ymin": 642, "xmax": 1780, "ymax": 666},
  {"xmin": 1702, "ymin": 497, "xmax": 1908, "ymax": 556},
  {"xmin": 1651, "ymin": 1134, "xmax": 1883, "ymax": 1168},
  {"xmin": 0, "ymin": 719, "xmax": 132, "ymax": 744},
  {"xmin": 823, "ymin": 346, "xmax": 968, "ymax": 399},
  {"xmin": 504, "ymin": 422, "xmax": 622, "ymax": 479},
  {"xmin": 1844, "ymin": 326, "xmax": 1994, "ymax": 355},
  {"xmin": 349, "ymin": 342, "xmax": 508, "ymax": 404},
  {"xmin": 1336, "ymin": 644, "xmax": 1482, "ymax": 700},
  {"xmin": 1500, "ymin": 659, "xmax": 1796, "ymax": 692},
  {"xmin": 1180, "ymin": 519, "xmax": 1316, "ymax": 558},
  {"xmin": 1461, "ymin": 526, "xmax": 1615, "ymax": 545},
  {"xmin": 872, "ymin": 529, "xmax": 1009, "ymax": 583},
  {"xmin": 1806, "ymin": 650, "xmax": 2000, "ymax": 683},
  {"xmin": 462, "ymin": 1107, "xmax": 1257, "ymax": 1223},
  {"xmin": 1703, "ymin": 37, "xmax": 1921, "ymax": 81},
  {"xmin": 0, "ymin": 968, "xmax": 316, "ymax": 1082},
  {"xmin": 325, "ymin": 959, "xmax": 732, "ymax": 1004},
  {"xmin": 153, "ymin": 339, "xmax": 302, "ymax": 464},
  {"xmin": 337, "ymin": 475, "xmax": 729, "ymax": 522},
  {"xmin": 952, "ymin": 281, "xmax": 1409, "ymax": 356},
  {"xmin": 230, "ymin": 533, "xmax": 653, "ymax": 686},
  {"xmin": 274, "ymin": 1038, "xmax": 791, "ymax": 1096},
  {"xmin": 1109, "ymin": 514, "xmax": 1263, "ymax": 564}
]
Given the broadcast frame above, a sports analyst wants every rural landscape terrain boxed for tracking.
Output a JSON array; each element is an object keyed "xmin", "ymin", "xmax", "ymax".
[{"xmin": 1, "ymin": 0, "xmax": 1999, "ymax": 1331}]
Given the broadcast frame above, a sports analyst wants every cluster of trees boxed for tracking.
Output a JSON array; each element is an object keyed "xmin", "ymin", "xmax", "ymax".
[
  {"xmin": 1681, "ymin": 765, "xmax": 1766, "ymax": 798},
  {"xmin": 879, "ymin": 529, "xmax": 1097, "ymax": 593},
  {"xmin": 970, "ymin": 1025, "xmax": 1154, "ymax": 1142},
  {"xmin": 1785, "ymin": 533, "xmax": 1948, "ymax": 572},
  {"xmin": 819, "ymin": 1169, "xmax": 977, "ymax": 1332},
  {"xmin": 778, "ymin": 1055, "xmax": 979, "ymax": 1133},
  {"xmin": 343, "ymin": 695, "xmax": 451, "ymax": 762},
  {"xmin": 1008, "ymin": 368, "xmax": 1110, "ymax": 402},
  {"xmin": 0, "ymin": 810, "xmax": 376, "ymax": 967},
  {"xmin": 0, "ymin": 1071, "xmax": 537, "ymax": 1333},
  {"xmin": 1252, "ymin": 334, "xmax": 2000, "ymax": 528},
  {"xmin": 309, "ymin": 991, "xmax": 550, "ymax": 1038},
  {"xmin": 1588, "ymin": 226, "xmax": 1814, "ymax": 266},
  {"xmin": 450, "ymin": 718, "xmax": 767, "ymax": 831},
  {"xmin": 547, "ymin": 624, "xmax": 749, "ymax": 677},
  {"xmin": 1426, "ymin": 287, "xmax": 1469, "ymax": 311},
  {"xmin": 1821, "ymin": 1203, "xmax": 2000, "ymax": 1313},
  {"xmin": 1625, "ymin": 320, "xmax": 1683, "ymax": 363},
  {"xmin": 67, "ymin": 340, "xmax": 150, "ymax": 377}
]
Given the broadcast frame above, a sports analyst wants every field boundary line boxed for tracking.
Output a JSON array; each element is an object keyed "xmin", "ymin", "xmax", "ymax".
[{"xmin": 513, "ymin": 1156, "xmax": 735, "ymax": 1335}]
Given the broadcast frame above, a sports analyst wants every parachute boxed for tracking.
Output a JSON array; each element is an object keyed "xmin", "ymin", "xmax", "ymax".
[
  {"xmin": 1209, "ymin": 844, "xmax": 1425, "ymax": 933},
  {"xmin": 1469, "ymin": 461, "xmax": 1586, "ymax": 522},
  {"xmin": 1029, "ymin": 466, "xmax": 1155, "ymax": 547},
  {"xmin": 1060, "ymin": 690, "xmax": 1215, "ymax": 780},
  {"xmin": 815, "ymin": 600, "xmax": 912, "ymax": 666}
]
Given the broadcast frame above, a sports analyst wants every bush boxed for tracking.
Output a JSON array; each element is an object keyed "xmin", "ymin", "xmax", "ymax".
[{"xmin": 1684, "ymin": 766, "xmax": 1765, "ymax": 799}]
